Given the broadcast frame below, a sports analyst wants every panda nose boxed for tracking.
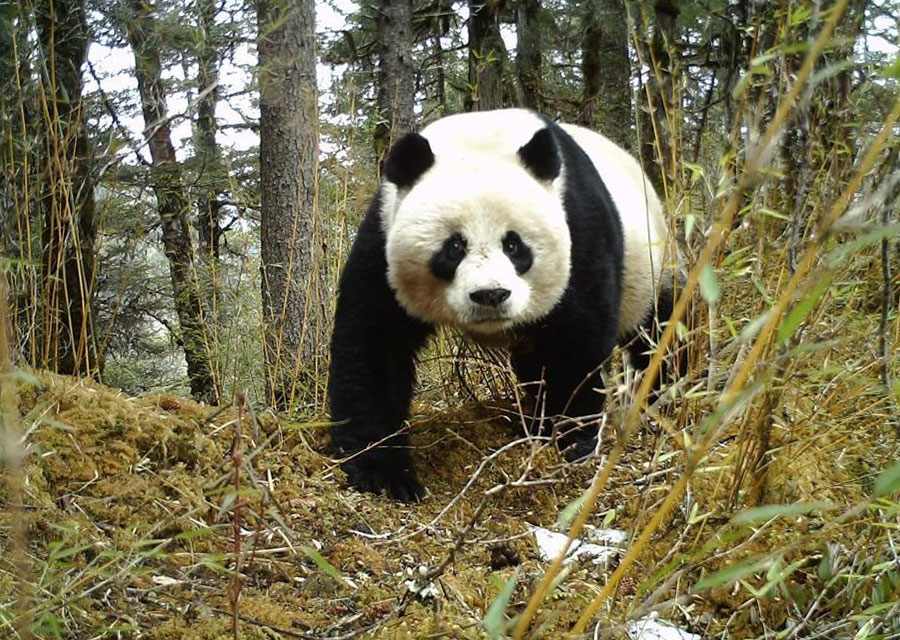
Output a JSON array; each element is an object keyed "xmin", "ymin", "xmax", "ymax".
[{"xmin": 469, "ymin": 288, "xmax": 511, "ymax": 307}]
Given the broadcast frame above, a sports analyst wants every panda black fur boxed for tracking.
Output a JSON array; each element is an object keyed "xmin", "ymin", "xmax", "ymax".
[{"xmin": 329, "ymin": 109, "xmax": 675, "ymax": 501}]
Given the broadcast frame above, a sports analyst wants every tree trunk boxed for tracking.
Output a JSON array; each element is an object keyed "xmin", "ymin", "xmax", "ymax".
[
  {"xmin": 125, "ymin": 0, "xmax": 217, "ymax": 403},
  {"xmin": 431, "ymin": 32, "xmax": 447, "ymax": 113},
  {"xmin": 580, "ymin": 0, "xmax": 632, "ymax": 150},
  {"xmin": 35, "ymin": 0, "xmax": 99, "ymax": 376},
  {"xmin": 374, "ymin": 0, "xmax": 415, "ymax": 166},
  {"xmin": 257, "ymin": 0, "xmax": 322, "ymax": 410},
  {"xmin": 194, "ymin": 0, "xmax": 224, "ymax": 389},
  {"xmin": 638, "ymin": 0, "xmax": 680, "ymax": 196},
  {"xmin": 516, "ymin": 0, "xmax": 542, "ymax": 111},
  {"xmin": 467, "ymin": 0, "xmax": 510, "ymax": 111}
]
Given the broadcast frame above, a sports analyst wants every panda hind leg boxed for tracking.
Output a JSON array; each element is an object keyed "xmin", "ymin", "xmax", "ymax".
[{"xmin": 623, "ymin": 280, "xmax": 687, "ymax": 400}]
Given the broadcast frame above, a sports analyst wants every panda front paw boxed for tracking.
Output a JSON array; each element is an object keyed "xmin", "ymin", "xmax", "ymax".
[
  {"xmin": 559, "ymin": 430, "xmax": 599, "ymax": 463},
  {"xmin": 341, "ymin": 452, "xmax": 425, "ymax": 502}
]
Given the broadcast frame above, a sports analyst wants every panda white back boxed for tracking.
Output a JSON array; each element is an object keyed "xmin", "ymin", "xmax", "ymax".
[{"xmin": 558, "ymin": 123, "xmax": 671, "ymax": 335}]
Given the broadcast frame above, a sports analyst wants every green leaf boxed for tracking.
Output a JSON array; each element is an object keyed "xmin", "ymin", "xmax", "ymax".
[
  {"xmin": 695, "ymin": 555, "xmax": 772, "ymax": 591},
  {"xmin": 699, "ymin": 264, "xmax": 720, "ymax": 304},
  {"xmin": 873, "ymin": 461, "xmax": 900, "ymax": 497},
  {"xmin": 827, "ymin": 224, "xmax": 900, "ymax": 267},
  {"xmin": 879, "ymin": 54, "xmax": 900, "ymax": 80},
  {"xmin": 739, "ymin": 310, "xmax": 772, "ymax": 343},
  {"xmin": 601, "ymin": 508, "xmax": 617, "ymax": 528},
  {"xmin": 732, "ymin": 501, "xmax": 834, "ymax": 525},
  {"xmin": 817, "ymin": 548, "xmax": 833, "ymax": 582},
  {"xmin": 300, "ymin": 545, "xmax": 350, "ymax": 587},
  {"xmin": 777, "ymin": 275, "xmax": 832, "ymax": 345},
  {"xmin": 483, "ymin": 572, "xmax": 518, "ymax": 639},
  {"xmin": 810, "ymin": 59, "xmax": 855, "ymax": 87},
  {"xmin": 788, "ymin": 5, "xmax": 811, "ymax": 25},
  {"xmin": 556, "ymin": 488, "xmax": 590, "ymax": 530},
  {"xmin": 685, "ymin": 213, "xmax": 696, "ymax": 241},
  {"xmin": 756, "ymin": 207, "xmax": 790, "ymax": 221}
]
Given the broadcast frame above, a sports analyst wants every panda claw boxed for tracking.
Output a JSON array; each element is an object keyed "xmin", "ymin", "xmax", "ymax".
[
  {"xmin": 341, "ymin": 454, "xmax": 425, "ymax": 502},
  {"xmin": 560, "ymin": 434, "xmax": 598, "ymax": 463}
]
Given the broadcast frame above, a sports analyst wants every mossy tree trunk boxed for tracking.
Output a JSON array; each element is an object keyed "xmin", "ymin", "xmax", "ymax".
[
  {"xmin": 35, "ymin": 0, "xmax": 99, "ymax": 376},
  {"xmin": 466, "ymin": 0, "xmax": 511, "ymax": 111},
  {"xmin": 125, "ymin": 0, "xmax": 218, "ymax": 403},
  {"xmin": 580, "ymin": 0, "xmax": 632, "ymax": 150},
  {"xmin": 257, "ymin": 0, "xmax": 322, "ymax": 410},
  {"xmin": 374, "ymin": 0, "xmax": 415, "ymax": 166}
]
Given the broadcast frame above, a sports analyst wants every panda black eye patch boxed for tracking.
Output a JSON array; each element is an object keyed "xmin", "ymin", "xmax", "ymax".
[
  {"xmin": 430, "ymin": 232, "xmax": 467, "ymax": 281},
  {"xmin": 502, "ymin": 231, "xmax": 533, "ymax": 274}
]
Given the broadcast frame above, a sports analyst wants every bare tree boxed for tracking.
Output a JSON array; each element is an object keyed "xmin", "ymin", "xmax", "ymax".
[
  {"xmin": 125, "ymin": 0, "xmax": 218, "ymax": 403},
  {"xmin": 35, "ymin": 0, "xmax": 99, "ymax": 376},
  {"xmin": 257, "ymin": 0, "xmax": 322, "ymax": 410},
  {"xmin": 374, "ymin": 0, "xmax": 415, "ymax": 165},
  {"xmin": 580, "ymin": 0, "xmax": 632, "ymax": 149}
]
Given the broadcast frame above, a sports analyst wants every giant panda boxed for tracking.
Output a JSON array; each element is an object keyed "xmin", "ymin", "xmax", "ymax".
[{"xmin": 329, "ymin": 109, "xmax": 676, "ymax": 501}]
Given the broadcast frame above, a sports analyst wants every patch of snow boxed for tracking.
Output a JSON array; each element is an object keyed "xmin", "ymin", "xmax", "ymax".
[
  {"xmin": 626, "ymin": 615, "xmax": 701, "ymax": 640},
  {"xmin": 530, "ymin": 526, "xmax": 624, "ymax": 566},
  {"xmin": 583, "ymin": 525, "xmax": 628, "ymax": 546}
]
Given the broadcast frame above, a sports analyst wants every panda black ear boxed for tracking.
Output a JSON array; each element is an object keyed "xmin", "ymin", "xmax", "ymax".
[
  {"xmin": 518, "ymin": 127, "xmax": 561, "ymax": 181},
  {"xmin": 383, "ymin": 133, "xmax": 435, "ymax": 188}
]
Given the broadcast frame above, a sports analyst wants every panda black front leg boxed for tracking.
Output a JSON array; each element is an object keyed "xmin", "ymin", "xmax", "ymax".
[
  {"xmin": 328, "ymin": 206, "xmax": 432, "ymax": 502},
  {"xmin": 512, "ymin": 324, "xmax": 616, "ymax": 461}
]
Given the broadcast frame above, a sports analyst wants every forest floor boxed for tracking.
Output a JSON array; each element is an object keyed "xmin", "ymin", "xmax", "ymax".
[{"xmin": 1, "ymin": 364, "xmax": 898, "ymax": 639}]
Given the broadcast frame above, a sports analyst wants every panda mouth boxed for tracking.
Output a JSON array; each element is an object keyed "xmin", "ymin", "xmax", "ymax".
[{"xmin": 467, "ymin": 315, "xmax": 513, "ymax": 330}]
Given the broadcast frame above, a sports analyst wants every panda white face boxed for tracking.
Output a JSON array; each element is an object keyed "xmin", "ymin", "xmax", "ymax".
[{"xmin": 383, "ymin": 161, "xmax": 572, "ymax": 334}]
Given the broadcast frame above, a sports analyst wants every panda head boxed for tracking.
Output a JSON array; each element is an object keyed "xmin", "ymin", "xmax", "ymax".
[{"xmin": 380, "ymin": 125, "xmax": 572, "ymax": 335}]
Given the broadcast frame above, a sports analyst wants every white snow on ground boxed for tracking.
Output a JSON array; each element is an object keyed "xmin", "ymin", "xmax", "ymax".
[
  {"xmin": 626, "ymin": 615, "xmax": 701, "ymax": 640},
  {"xmin": 530, "ymin": 525, "xmax": 624, "ymax": 566}
]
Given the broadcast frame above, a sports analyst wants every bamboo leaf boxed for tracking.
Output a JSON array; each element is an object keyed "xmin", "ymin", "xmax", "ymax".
[
  {"xmin": 777, "ymin": 276, "xmax": 832, "ymax": 344},
  {"xmin": 699, "ymin": 264, "xmax": 720, "ymax": 304},
  {"xmin": 695, "ymin": 555, "xmax": 772, "ymax": 591},
  {"xmin": 484, "ymin": 572, "xmax": 518, "ymax": 639},
  {"xmin": 556, "ymin": 488, "xmax": 590, "ymax": 530},
  {"xmin": 732, "ymin": 501, "xmax": 834, "ymax": 525},
  {"xmin": 300, "ymin": 545, "xmax": 350, "ymax": 586},
  {"xmin": 873, "ymin": 461, "xmax": 900, "ymax": 497}
]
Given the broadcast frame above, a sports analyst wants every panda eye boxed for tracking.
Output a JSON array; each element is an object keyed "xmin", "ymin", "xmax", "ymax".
[
  {"xmin": 446, "ymin": 234, "xmax": 467, "ymax": 260},
  {"xmin": 503, "ymin": 232, "xmax": 522, "ymax": 257}
]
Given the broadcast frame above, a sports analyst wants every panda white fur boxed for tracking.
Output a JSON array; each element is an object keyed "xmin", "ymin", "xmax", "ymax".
[{"xmin": 329, "ymin": 109, "xmax": 676, "ymax": 501}]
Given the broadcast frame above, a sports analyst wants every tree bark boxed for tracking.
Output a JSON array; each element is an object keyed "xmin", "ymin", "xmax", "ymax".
[
  {"xmin": 466, "ymin": 0, "xmax": 511, "ymax": 111},
  {"xmin": 257, "ymin": 0, "xmax": 322, "ymax": 410},
  {"xmin": 516, "ymin": 0, "xmax": 542, "ymax": 111},
  {"xmin": 374, "ymin": 0, "xmax": 415, "ymax": 166},
  {"xmin": 194, "ymin": 0, "xmax": 224, "ymax": 388},
  {"xmin": 125, "ymin": 0, "xmax": 217, "ymax": 403},
  {"xmin": 580, "ymin": 0, "xmax": 632, "ymax": 150},
  {"xmin": 35, "ymin": 0, "xmax": 99, "ymax": 376}
]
